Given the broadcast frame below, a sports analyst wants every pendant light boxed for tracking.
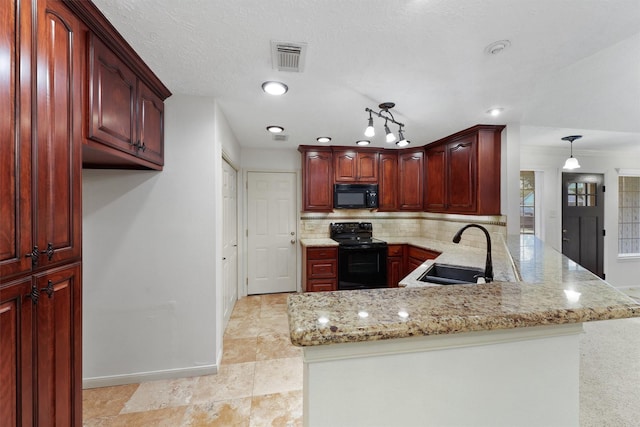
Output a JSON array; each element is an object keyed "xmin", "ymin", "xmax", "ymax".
[{"xmin": 562, "ymin": 135, "xmax": 582, "ymax": 170}]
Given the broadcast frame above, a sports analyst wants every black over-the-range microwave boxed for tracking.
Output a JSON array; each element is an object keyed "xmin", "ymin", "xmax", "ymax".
[{"xmin": 333, "ymin": 183, "xmax": 378, "ymax": 209}]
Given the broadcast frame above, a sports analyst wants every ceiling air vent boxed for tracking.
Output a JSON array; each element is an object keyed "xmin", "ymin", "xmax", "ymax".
[
  {"xmin": 273, "ymin": 134, "xmax": 289, "ymax": 142},
  {"xmin": 271, "ymin": 41, "xmax": 307, "ymax": 72}
]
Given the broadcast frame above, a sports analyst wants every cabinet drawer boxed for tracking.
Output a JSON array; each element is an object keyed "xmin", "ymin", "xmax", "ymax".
[
  {"xmin": 306, "ymin": 247, "xmax": 338, "ymax": 260},
  {"xmin": 407, "ymin": 246, "xmax": 440, "ymax": 261},
  {"xmin": 306, "ymin": 278, "xmax": 336, "ymax": 292},
  {"xmin": 387, "ymin": 244, "xmax": 404, "ymax": 257},
  {"xmin": 307, "ymin": 260, "xmax": 337, "ymax": 278}
]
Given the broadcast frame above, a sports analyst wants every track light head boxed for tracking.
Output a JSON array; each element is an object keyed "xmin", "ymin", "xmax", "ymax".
[
  {"xmin": 384, "ymin": 121, "xmax": 396, "ymax": 143},
  {"xmin": 364, "ymin": 112, "xmax": 375, "ymax": 137}
]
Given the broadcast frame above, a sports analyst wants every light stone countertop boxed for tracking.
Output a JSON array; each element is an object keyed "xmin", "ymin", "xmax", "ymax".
[{"xmin": 289, "ymin": 235, "xmax": 640, "ymax": 346}]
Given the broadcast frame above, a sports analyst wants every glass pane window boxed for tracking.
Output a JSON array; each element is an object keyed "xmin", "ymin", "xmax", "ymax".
[
  {"xmin": 520, "ymin": 171, "xmax": 535, "ymax": 234},
  {"xmin": 567, "ymin": 181, "xmax": 597, "ymax": 207},
  {"xmin": 618, "ymin": 176, "xmax": 640, "ymax": 255}
]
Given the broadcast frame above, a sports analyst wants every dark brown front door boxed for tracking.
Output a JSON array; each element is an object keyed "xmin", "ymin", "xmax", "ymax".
[{"xmin": 562, "ymin": 173, "xmax": 605, "ymax": 278}]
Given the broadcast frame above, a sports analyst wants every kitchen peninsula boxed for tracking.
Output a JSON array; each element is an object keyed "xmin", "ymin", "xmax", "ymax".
[{"xmin": 288, "ymin": 235, "xmax": 640, "ymax": 426}]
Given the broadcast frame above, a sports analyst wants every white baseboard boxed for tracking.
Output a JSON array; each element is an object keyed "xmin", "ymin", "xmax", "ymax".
[{"xmin": 83, "ymin": 364, "xmax": 218, "ymax": 389}]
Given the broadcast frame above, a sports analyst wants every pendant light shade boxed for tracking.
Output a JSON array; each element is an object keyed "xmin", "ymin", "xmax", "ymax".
[
  {"xmin": 563, "ymin": 156, "xmax": 580, "ymax": 170},
  {"xmin": 562, "ymin": 135, "xmax": 582, "ymax": 170}
]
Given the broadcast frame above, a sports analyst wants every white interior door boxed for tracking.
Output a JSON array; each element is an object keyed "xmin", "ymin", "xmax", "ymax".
[
  {"xmin": 222, "ymin": 159, "xmax": 238, "ymax": 327},
  {"xmin": 247, "ymin": 171, "xmax": 297, "ymax": 294}
]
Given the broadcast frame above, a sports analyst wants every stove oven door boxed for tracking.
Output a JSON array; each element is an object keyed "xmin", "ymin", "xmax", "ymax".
[{"xmin": 338, "ymin": 245, "xmax": 388, "ymax": 290}]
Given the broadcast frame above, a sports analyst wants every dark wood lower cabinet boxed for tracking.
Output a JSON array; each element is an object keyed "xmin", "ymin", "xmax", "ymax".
[
  {"xmin": 303, "ymin": 247, "xmax": 338, "ymax": 292},
  {"xmin": 387, "ymin": 245, "xmax": 405, "ymax": 287},
  {"xmin": 34, "ymin": 263, "xmax": 82, "ymax": 426},
  {"xmin": 0, "ymin": 278, "xmax": 34, "ymax": 427},
  {"xmin": 406, "ymin": 245, "xmax": 440, "ymax": 277},
  {"xmin": 0, "ymin": 264, "xmax": 82, "ymax": 427}
]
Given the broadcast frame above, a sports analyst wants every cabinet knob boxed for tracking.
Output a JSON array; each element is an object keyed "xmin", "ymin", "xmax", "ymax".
[
  {"xmin": 40, "ymin": 243, "xmax": 54, "ymax": 260},
  {"xmin": 132, "ymin": 140, "xmax": 147, "ymax": 152},
  {"xmin": 25, "ymin": 246, "xmax": 40, "ymax": 266},
  {"xmin": 26, "ymin": 280, "xmax": 54, "ymax": 305}
]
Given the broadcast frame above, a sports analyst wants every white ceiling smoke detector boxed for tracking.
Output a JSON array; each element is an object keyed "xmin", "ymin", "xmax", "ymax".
[
  {"xmin": 271, "ymin": 41, "xmax": 308, "ymax": 72},
  {"xmin": 485, "ymin": 40, "xmax": 511, "ymax": 55}
]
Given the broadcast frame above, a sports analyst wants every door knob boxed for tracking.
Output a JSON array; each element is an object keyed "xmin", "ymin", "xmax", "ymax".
[{"xmin": 291, "ymin": 239, "xmax": 296, "ymax": 244}]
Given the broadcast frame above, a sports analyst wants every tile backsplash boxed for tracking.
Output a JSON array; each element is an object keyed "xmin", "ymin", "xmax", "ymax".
[{"xmin": 300, "ymin": 211, "xmax": 507, "ymax": 250}]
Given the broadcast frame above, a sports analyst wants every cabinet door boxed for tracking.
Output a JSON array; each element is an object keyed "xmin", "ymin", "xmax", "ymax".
[
  {"xmin": 356, "ymin": 152, "xmax": 379, "ymax": 182},
  {"xmin": 334, "ymin": 150, "xmax": 357, "ymax": 182},
  {"xmin": 387, "ymin": 257, "xmax": 403, "ymax": 288},
  {"xmin": 34, "ymin": 2, "xmax": 83, "ymax": 269},
  {"xmin": 447, "ymin": 138, "xmax": 477, "ymax": 213},
  {"xmin": 136, "ymin": 81, "xmax": 164, "ymax": 166},
  {"xmin": 398, "ymin": 150, "xmax": 424, "ymax": 210},
  {"xmin": 33, "ymin": 263, "xmax": 82, "ymax": 427},
  {"xmin": 0, "ymin": 278, "xmax": 34, "ymax": 427},
  {"xmin": 424, "ymin": 145, "xmax": 447, "ymax": 211},
  {"xmin": 88, "ymin": 34, "xmax": 137, "ymax": 153},
  {"xmin": 302, "ymin": 149, "xmax": 333, "ymax": 211},
  {"xmin": 378, "ymin": 153, "xmax": 398, "ymax": 211},
  {"xmin": 0, "ymin": 0, "xmax": 33, "ymax": 279}
]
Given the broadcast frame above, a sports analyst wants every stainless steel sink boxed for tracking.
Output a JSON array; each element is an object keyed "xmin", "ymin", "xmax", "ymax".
[{"xmin": 418, "ymin": 263, "xmax": 485, "ymax": 285}]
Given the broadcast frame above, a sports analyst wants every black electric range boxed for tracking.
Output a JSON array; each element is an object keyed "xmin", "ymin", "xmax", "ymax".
[{"xmin": 330, "ymin": 222, "xmax": 388, "ymax": 290}]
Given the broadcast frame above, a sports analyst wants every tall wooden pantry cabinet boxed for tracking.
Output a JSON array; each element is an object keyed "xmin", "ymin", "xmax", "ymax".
[{"xmin": 1, "ymin": 0, "xmax": 83, "ymax": 425}]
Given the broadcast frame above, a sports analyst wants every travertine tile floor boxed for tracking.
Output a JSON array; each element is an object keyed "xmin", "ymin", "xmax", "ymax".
[{"xmin": 83, "ymin": 293, "xmax": 303, "ymax": 426}]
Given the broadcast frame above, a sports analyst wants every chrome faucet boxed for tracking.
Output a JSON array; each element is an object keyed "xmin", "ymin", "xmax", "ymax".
[{"xmin": 452, "ymin": 224, "xmax": 493, "ymax": 283}]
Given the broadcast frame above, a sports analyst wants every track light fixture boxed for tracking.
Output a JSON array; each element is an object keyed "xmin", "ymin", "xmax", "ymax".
[
  {"xmin": 562, "ymin": 135, "xmax": 582, "ymax": 170},
  {"xmin": 364, "ymin": 102, "xmax": 407, "ymax": 145}
]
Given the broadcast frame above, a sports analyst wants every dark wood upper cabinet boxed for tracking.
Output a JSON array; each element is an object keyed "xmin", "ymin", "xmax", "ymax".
[
  {"xmin": 398, "ymin": 150, "xmax": 424, "ymax": 211},
  {"xmin": 88, "ymin": 34, "xmax": 137, "ymax": 154},
  {"xmin": 86, "ymin": 34, "xmax": 165, "ymax": 169},
  {"xmin": 333, "ymin": 149, "xmax": 379, "ymax": 182},
  {"xmin": 447, "ymin": 137, "xmax": 477, "ymax": 213},
  {"xmin": 424, "ymin": 145, "xmax": 447, "ymax": 211},
  {"xmin": 299, "ymin": 126, "xmax": 502, "ymax": 214},
  {"xmin": 424, "ymin": 125, "xmax": 503, "ymax": 215},
  {"xmin": 378, "ymin": 152, "xmax": 398, "ymax": 211},
  {"xmin": 35, "ymin": 1, "xmax": 83, "ymax": 269},
  {"xmin": 0, "ymin": 0, "xmax": 33, "ymax": 279},
  {"xmin": 137, "ymin": 82, "xmax": 165, "ymax": 165},
  {"xmin": 299, "ymin": 147, "xmax": 334, "ymax": 212}
]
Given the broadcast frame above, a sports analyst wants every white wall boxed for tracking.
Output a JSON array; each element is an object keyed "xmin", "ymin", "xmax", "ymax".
[
  {"xmin": 520, "ymin": 145, "xmax": 640, "ymax": 288},
  {"xmin": 82, "ymin": 94, "xmax": 238, "ymax": 386}
]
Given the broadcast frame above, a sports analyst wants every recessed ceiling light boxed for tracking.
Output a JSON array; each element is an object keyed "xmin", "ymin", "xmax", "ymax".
[
  {"xmin": 261, "ymin": 81, "xmax": 288, "ymax": 95},
  {"xmin": 266, "ymin": 125, "xmax": 284, "ymax": 133},
  {"xmin": 484, "ymin": 40, "xmax": 511, "ymax": 55},
  {"xmin": 487, "ymin": 107, "xmax": 504, "ymax": 116},
  {"xmin": 356, "ymin": 140, "xmax": 370, "ymax": 146},
  {"xmin": 316, "ymin": 137, "xmax": 331, "ymax": 143}
]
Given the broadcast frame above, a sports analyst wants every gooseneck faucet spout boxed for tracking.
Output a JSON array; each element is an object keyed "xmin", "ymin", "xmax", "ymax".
[{"xmin": 452, "ymin": 224, "xmax": 493, "ymax": 283}]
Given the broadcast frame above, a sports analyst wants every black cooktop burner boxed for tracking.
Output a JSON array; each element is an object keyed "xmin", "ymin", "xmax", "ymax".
[{"xmin": 329, "ymin": 222, "xmax": 387, "ymax": 247}]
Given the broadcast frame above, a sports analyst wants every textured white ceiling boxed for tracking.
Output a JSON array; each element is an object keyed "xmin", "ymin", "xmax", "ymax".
[{"xmin": 92, "ymin": 0, "xmax": 640, "ymax": 152}]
